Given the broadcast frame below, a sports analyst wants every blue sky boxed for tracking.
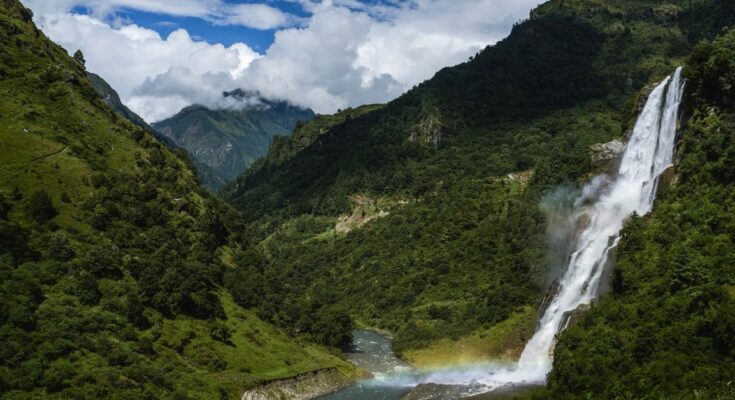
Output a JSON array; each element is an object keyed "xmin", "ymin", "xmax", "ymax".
[
  {"xmin": 28, "ymin": 0, "xmax": 543, "ymax": 122},
  {"xmin": 67, "ymin": 1, "xmax": 314, "ymax": 51}
]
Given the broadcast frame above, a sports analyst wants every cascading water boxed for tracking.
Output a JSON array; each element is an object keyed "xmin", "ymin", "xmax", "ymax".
[
  {"xmin": 473, "ymin": 66, "xmax": 686, "ymax": 390},
  {"xmin": 326, "ymin": 68, "xmax": 685, "ymax": 400}
]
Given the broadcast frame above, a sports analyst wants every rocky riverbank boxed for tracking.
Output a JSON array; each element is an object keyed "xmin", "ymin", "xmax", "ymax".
[{"xmin": 240, "ymin": 368, "xmax": 354, "ymax": 400}]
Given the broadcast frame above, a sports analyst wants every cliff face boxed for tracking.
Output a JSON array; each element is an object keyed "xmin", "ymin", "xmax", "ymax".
[{"xmin": 240, "ymin": 368, "xmax": 353, "ymax": 400}]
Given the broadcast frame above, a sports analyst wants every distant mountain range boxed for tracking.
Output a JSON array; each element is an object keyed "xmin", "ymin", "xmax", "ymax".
[
  {"xmin": 89, "ymin": 74, "xmax": 315, "ymax": 191},
  {"xmin": 153, "ymin": 91, "xmax": 315, "ymax": 190}
]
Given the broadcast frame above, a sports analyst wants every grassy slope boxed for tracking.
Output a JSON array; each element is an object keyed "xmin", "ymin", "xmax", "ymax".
[
  {"xmin": 221, "ymin": 0, "xmax": 734, "ymax": 359},
  {"xmin": 0, "ymin": 1, "xmax": 354, "ymax": 398}
]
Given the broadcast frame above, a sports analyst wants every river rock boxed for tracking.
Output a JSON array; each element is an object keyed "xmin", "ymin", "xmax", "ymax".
[{"xmin": 589, "ymin": 140, "xmax": 626, "ymax": 164}]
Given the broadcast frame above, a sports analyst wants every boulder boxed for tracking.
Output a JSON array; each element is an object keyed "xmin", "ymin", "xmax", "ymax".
[{"xmin": 589, "ymin": 140, "xmax": 626, "ymax": 164}]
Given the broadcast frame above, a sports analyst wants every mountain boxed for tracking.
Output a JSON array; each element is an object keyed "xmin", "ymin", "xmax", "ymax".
[
  {"xmin": 221, "ymin": 0, "xmax": 735, "ymax": 397},
  {"xmin": 0, "ymin": 1, "xmax": 356, "ymax": 398},
  {"xmin": 86, "ymin": 71, "xmax": 235, "ymax": 191},
  {"xmin": 87, "ymin": 71, "xmax": 150, "ymax": 130},
  {"xmin": 152, "ymin": 92, "xmax": 315, "ymax": 191}
]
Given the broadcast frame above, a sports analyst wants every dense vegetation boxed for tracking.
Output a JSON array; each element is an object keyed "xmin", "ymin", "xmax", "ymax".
[
  {"xmin": 222, "ymin": 0, "xmax": 735, "ymax": 355},
  {"xmin": 536, "ymin": 27, "xmax": 735, "ymax": 400},
  {"xmin": 0, "ymin": 1, "xmax": 354, "ymax": 398}
]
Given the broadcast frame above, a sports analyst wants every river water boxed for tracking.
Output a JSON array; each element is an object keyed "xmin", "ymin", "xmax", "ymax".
[{"xmin": 320, "ymin": 329, "xmax": 415, "ymax": 400}]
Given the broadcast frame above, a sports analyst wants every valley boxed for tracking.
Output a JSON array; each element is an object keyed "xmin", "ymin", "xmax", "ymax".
[{"xmin": 2, "ymin": 0, "xmax": 735, "ymax": 399}]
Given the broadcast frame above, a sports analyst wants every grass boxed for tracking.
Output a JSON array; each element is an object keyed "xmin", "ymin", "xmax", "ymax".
[
  {"xmin": 402, "ymin": 306, "xmax": 538, "ymax": 369},
  {"xmin": 151, "ymin": 292, "xmax": 360, "ymax": 397}
]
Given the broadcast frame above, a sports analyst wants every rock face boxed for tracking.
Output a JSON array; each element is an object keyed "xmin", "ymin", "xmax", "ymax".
[
  {"xmin": 589, "ymin": 139, "xmax": 626, "ymax": 164},
  {"xmin": 656, "ymin": 163, "xmax": 677, "ymax": 194},
  {"xmin": 335, "ymin": 195, "xmax": 410, "ymax": 233},
  {"xmin": 409, "ymin": 112, "xmax": 445, "ymax": 147},
  {"xmin": 240, "ymin": 368, "xmax": 352, "ymax": 400}
]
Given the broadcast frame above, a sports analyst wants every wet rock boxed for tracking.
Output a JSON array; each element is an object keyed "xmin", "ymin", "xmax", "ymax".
[
  {"xmin": 656, "ymin": 163, "xmax": 676, "ymax": 194},
  {"xmin": 402, "ymin": 383, "xmax": 472, "ymax": 400},
  {"xmin": 590, "ymin": 140, "xmax": 626, "ymax": 164}
]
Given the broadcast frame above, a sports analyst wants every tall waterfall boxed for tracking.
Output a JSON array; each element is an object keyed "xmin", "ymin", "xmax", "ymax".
[
  {"xmin": 367, "ymin": 68, "xmax": 685, "ymax": 397},
  {"xmin": 454, "ymin": 67, "xmax": 685, "ymax": 390}
]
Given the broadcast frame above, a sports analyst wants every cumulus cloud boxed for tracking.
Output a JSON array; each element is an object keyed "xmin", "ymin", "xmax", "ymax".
[
  {"xmin": 222, "ymin": 3, "xmax": 300, "ymax": 30},
  {"xmin": 28, "ymin": 0, "xmax": 544, "ymax": 122}
]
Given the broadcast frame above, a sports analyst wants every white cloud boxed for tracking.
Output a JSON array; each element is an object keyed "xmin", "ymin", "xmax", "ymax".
[
  {"xmin": 23, "ymin": 0, "xmax": 217, "ymax": 19},
  {"xmin": 222, "ymin": 3, "xmax": 299, "ymax": 30},
  {"xmin": 36, "ymin": 13, "xmax": 260, "ymax": 121},
  {"xmin": 28, "ymin": 0, "xmax": 544, "ymax": 122}
]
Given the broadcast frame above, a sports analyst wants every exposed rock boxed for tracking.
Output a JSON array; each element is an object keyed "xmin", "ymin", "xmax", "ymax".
[
  {"xmin": 559, "ymin": 304, "xmax": 591, "ymax": 339},
  {"xmin": 656, "ymin": 163, "xmax": 677, "ymax": 194},
  {"xmin": 504, "ymin": 169, "xmax": 534, "ymax": 186},
  {"xmin": 403, "ymin": 383, "xmax": 539, "ymax": 400},
  {"xmin": 409, "ymin": 113, "xmax": 445, "ymax": 147},
  {"xmin": 589, "ymin": 139, "xmax": 626, "ymax": 164},
  {"xmin": 402, "ymin": 383, "xmax": 471, "ymax": 400},
  {"xmin": 240, "ymin": 368, "xmax": 352, "ymax": 400},
  {"xmin": 335, "ymin": 194, "xmax": 409, "ymax": 233}
]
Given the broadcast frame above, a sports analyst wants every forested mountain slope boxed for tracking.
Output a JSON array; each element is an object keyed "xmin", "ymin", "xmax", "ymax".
[
  {"xmin": 0, "ymin": 1, "xmax": 354, "ymax": 398},
  {"xmin": 222, "ymin": 0, "xmax": 735, "ymax": 358}
]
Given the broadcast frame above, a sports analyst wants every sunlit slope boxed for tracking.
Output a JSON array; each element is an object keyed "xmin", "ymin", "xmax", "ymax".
[{"xmin": 0, "ymin": 1, "xmax": 355, "ymax": 398}]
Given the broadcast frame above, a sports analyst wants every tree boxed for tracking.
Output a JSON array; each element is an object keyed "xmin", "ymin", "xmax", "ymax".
[
  {"xmin": 0, "ymin": 196, "xmax": 10, "ymax": 219},
  {"xmin": 48, "ymin": 232, "xmax": 74, "ymax": 261},
  {"xmin": 26, "ymin": 191, "xmax": 57, "ymax": 223},
  {"xmin": 73, "ymin": 49, "xmax": 85, "ymax": 66}
]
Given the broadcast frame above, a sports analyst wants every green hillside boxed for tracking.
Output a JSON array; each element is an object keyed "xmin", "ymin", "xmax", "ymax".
[
  {"xmin": 87, "ymin": 71, "xmax": 150, "ymax": 130},
  {"xmin": 0, "ymin": 1, "xmax": 355, "ymax": 399},
  {"xmin": 153, "ymin": 95, "xmax": 315, "ymax": 191},
  {"xmin": 222, "ymin": 0, "xmax": 735, "ymax": 360}
]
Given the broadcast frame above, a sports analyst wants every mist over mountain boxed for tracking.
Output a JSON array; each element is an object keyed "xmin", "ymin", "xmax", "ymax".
[{"xmin": 151, "ymin": 91, "xmax": 315, "ymax": 190}]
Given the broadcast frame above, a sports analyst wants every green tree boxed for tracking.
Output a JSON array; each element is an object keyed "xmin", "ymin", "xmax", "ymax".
[
  {"xmin": 72, "ymin": 49, "xmax": 85, "ymax": 66},
  {"xmin": 26, "ymin": 191, "xmax": 57, "ymax": 223}
]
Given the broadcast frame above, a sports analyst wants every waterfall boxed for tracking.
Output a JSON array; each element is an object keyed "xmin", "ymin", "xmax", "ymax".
[
  {"xmin": 362, "ymin": 68, "xmax": 685, "ymax": 398},
  {"xmin": 434, "ymin": 67, "xmax": 686, "ymax": 391}
]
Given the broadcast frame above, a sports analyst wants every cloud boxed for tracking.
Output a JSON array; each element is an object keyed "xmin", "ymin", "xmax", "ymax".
[
  {"xmin": 36, "ymin": 13, "xmax": 260, "ymax": 121},
  {"xmin": 23, "ymin": 0, "xmax": 302, "ymax": 30},
  {"xmin": 29, "ymin": 0, "xmax": 544, "ymax": 122},
  {"xmin": 23, "ymin": 0, "xmax": 217, "ymax": 19},
  {"xmin": 221, "ymin": 3, "xmax": 300, "ymax": 30}
]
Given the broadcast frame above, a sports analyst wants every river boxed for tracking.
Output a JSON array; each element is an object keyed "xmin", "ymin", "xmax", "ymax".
[{"xmin": 320, "ymin": 329, "xmax": 415, "ymax": 400}]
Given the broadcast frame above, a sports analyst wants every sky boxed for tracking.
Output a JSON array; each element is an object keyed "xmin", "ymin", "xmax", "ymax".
[{"xmin": 24, "ymin": 0, "xmax": 545, "ymax": 123}]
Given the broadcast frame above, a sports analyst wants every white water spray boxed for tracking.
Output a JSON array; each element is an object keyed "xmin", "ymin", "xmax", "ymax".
[{"xmin": 472, "ymin": 67, "xmax": 686, "ymax": 390}]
